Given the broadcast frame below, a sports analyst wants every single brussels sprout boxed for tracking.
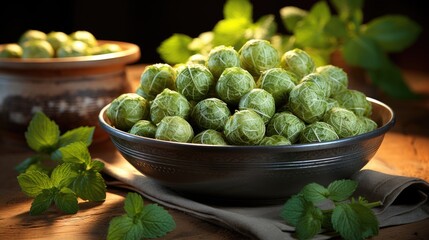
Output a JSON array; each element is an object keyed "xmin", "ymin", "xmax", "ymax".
[
  {"xmin": 300, "ymin": 121, "xmax": 339, "ymax": 143},
  {"xmin": 107, "ymin": 93, "xmax": 150, "ymax": 131},
  {"xmin": 57, "ymin": 41, "xmax": 90, "ymax": 57},
  {"xmin": 91, "ymin": 43, "xmax": 122, "ymax": 55},
  {"xmin": 175, "ymin": 64, "xmax": 215, "ymax": 101},
  {"xmin": 238, "ymin": 88, "xmax": 275, "ymax": 124},
  {"xmin": 333, "ymin": 89, "xmax": 372, "ymax": 117},
  {"xmin": 192, "ymin": 129, "xmax": 227, "ymax": 145},
  {"xmin": 150, "ymin": 88, "xmax": 191, "ymax": 124},
  {"xmin": 288, "ymin": 82, "xmax": 328, "ymax": 123},
  {"xmin": 215, "ymin": 67, "xmax": 255, "ymax": 105},
  {"xmin": 239, "ymin": 39, "xmax": 280, "ymax": 76},
  {"xmin": 129, "ymin": 120, "xmax": 157, "ymax": 138},
  {"xmin": 224, "ymin": 109, "xmax": 265, "ymax": 145},
  {"xmin": 0, "ymin": 43, "xmax": 22, "ymax": 58},
  {"xmin": 358, "ymin": 116, "xmax": 378, "ymax": 134},
  {"xmin": 300, "ymin": 72, "xmax": 332, "ymax": 98},
  {"xmin": 47, "ymin": 31, "xmax": 70, "ymax": 51},
  {"xmin": 259, "ymin": 135, "xmax": 291, "ymax": 146},
  {"xmin": 323, "ymin": 107, "xmax": 362, "ymax": 138},
  {"xmin": 316, "ymin": 65, "xmax": 348, "ymax": 95},
  {"xmin": 21, "ymin": 40, "xmax": 54, "ymax": 58},
  {"xmin": 155, "ymin": 116, "xmax": 194, "ymax": 143},
  {"xmin": 69, "ymin": 30, "xmax": 97, "ymax": 47},
  {"xmin": 257, "ymin": 68, "xmax": 297, "ymax": 107},
  {"xmin": 138, "ymin": 63, "xmax": 176, "ymax": 100},
  {"xmin": 280, "ymin": 48, "xmax": 315, "ymax": 80},
  {"xmin": 191, "ymin": 98, "xmax": 231, "ymax": 131},
  {"xmin": 186, "ymin": 53, "xmax": 207, "ymax": 65},
  {"xmin": 266, "ymin": 111, "xmax": 305, "ymax": 143},
  {"xmin": 18, "ymin": 29, "xmax": 47, "ymax": 46},
  {"xmin": 206, "ymin": 45, "xmax": 240, "ymax": 78},
  {"xmin": 326, "ymin": 98, "xmax": 340, "ymax": 112}
]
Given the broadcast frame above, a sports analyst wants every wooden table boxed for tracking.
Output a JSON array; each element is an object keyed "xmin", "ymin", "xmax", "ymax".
[{"xmin": 1, "ymin": 65, "xmax": 429, "ymax": 239}]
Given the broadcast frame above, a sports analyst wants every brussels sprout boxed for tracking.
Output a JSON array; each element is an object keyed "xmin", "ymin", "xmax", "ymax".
[
  {"xmin": 238, "ymin": 88, "xmax": 275, "ymax": 124},
  {"xmin": 0, "ymin": 43, "xmax": 22, "ymax": 58},
  {"xmin": 191, "ymin": 98, "xmax": 231, "ymax": 131},
  {"xmin": 107, "ymin": 93, "xmax": 150, "ymax": 131},
  {"xmin": 238, "ymin": 39, "xmax": 280, "ymax": 76},
  {"xmin": 69, "ymin": 30, "xmax": 97, "ymax": 47},
  {"xmin": 266, "ymin": 111, "xmax": 305, "ymax": 143},
  {"xmin": 316, "ymin": 65, "xmax": 348, "ymax": 95},
  {"xmin": 358, "ymin": 116, "xmax": 378, "ymax": 134},
  {"xmin": 300, "ymin": 121, "xmax": 339, "ymax": 143},
  {"xmin": 206, "ymin": 45, "xmax": 240, "ymax": 78},
  {"xmin": 224, "ymin": 109, "xmax": 265, "ymax": 145},
  {"xmin": 150, "ymin": 88, "xmax": 191, "ymax": 124},
  {"xmin": 129, "ymin": 120, "xmax": 157, "ymax": 138},
  {"xmin": 138, "ymin": 63, "xmax": 176, "ymax": 100},
  {"xmin": 300, "ymin": 72, "xmax": 332, "ymax": 98},
  {"xmin": 280, "ymin": 48, "xmax": 315, "ymax": 79},
  {"xmin": 187, "ymin": 53, "xmax": 207, "ymax": 65},
  {"xmin": 47, "ymin": 31, "xmax": 70, "ymax": 51},
  {"xmin": 175, "ymin": 64, "xmax": 215, "ymax": 101},
  {"xmin": 333, "ymin": 89, "xmax": 372, "ymax": 117},
  {"xmin": 155, "ymin": 116, "xmax": 194, "ymax": 143},
  {"xmin": 57, "ymin": 40, "xmax": 90, "ymax": 57},
  {"xmin": 18, "ymin": 29, "xmax": 47, "ymax": 46},
  {"xmin": 215, "ymin": 67, "xmax": 255, "ymax": 105},
  {"xmin": 257, "ymin": 68, "xmax": 297, "ymax": 107},
  {"xmin": 288, "ymin": 82, "xmax": 328, "ymax": 123},
  {"xmin": 22, "ymin": 40, "xmax": 54, "ymax": 58},
  {"xmin": 91, "ymin": 43, "xmax": 122, "ymax": 55},
  {"xmin": 259, "ymin": 135, "xmax": 291, "ymax": 146},
  {"xmin": 323, "ymin": 107, "xmax": 362, "ymax": 138},
  {"xmin": 192, "ymin": 129, "xmax": 227, "ymax": 145}
]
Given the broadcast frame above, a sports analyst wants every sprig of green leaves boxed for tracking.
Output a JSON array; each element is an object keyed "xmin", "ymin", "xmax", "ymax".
[
  {"xmin": 107, "ymin": 192, "xmax": 176, "ymax": 240},
  {"xmin": 281, "ymin": 179, "xmax": 381, "ymax": 240}
]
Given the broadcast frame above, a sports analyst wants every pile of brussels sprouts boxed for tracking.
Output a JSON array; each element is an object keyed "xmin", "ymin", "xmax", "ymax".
[
  {"xmin": 0, "ymin": 29, "xmax": 122, "ymax": 58},
  {"xmin": 107, "ymin": 39, "xmax": 377, "ymax": 146}
]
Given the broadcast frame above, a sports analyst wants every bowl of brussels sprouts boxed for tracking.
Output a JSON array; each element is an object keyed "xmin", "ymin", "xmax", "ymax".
[{"xmin": 99, "ymin": 40, "xmax": 395, "ymax": 203}]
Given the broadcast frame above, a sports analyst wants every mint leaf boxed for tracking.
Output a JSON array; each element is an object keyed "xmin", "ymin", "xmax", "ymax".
[
  {"xmin": 107, "ymin": 215, "xmax": 144, "ymax": 240},
  {"xmin": 54, "ymin": 187, "xmax": 79, "ymax": 214},
  {"xmin": 157, "ymin": 33, "xmax": 194, "ymax": 64},
  {"xmin": 327, "ymin": 179, "xmax": 358, "ymax": 201},
  {"xmin": 72, "ymin": 172, "xmax": 106, "ymax": 201},
  {"xmin": 279, "ymin": 6, "xmax": 308, "ymax": 32},
  {"xmin": 25, "ymin": 112, "xmax": 60, "ymax": 153},
  {"xmin": 281, "ymin": 195, "xmax": 308, "ymax": 226},
  {"xmin": 58, "ymin": 126, "xmax": 95, "ymax": 148},
  {"xmin": 249, "ymin": 14, "xmax": 277, "ymax": 40},
  {"xmin": 30, "ymin": 189, "xmax": 54, "ymax": 215},
  {"xmin": 295, "ymin": 204, "xmax": 323, "ymax": 240},
  {"xmin": 124, "ymin": 192, "xmax": 144, "ymax": 218},
  {"xmin": 213, "ymin": 18, "xmax": 250, "ymax": 48},
  {"xmin": 342, "ymin": 35, "xmax": 384, "ymax": 69},
  {"xmin": 224, "ymin": 0, "xmax": 252, "ymax": 21},
  {"xmin": 89, "ymin": 159, "xmax": 105, "ymax": 172},
  {"xmin": 301, "ymin": 182, "xmax": 329, "ymax": 203},
  {"xmin": 58, "ymin": 142, "xmax": 91, "ymax": 165},
  {"xmin": 140, "ymin": 204, "xmax": 176, "ymax": 238},
  {"xmin": 330, "ymin": 0, "xmax": 363, "ymax": 25},
  {"xmin": 51, "ymin": 163, "xmax": 78, "ymax": 188},
  {"xmin": 17, "ymin": 171, "xmax": 53, "ymax": 197}
]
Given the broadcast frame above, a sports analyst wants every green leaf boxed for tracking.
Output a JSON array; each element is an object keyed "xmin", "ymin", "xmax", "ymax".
[
  {"xmin": 124, "ymin": 192, "xmax": 144, "ymax": 218},
  {"xmin": 15, "ymin": 155, "xmax": 42, "ymax": 173},
  {"xmin": 324, "ymin": 16, "xmax": 348, "ymax": 38},
  {"xmin": 224, "ymin": 0, "xmax": 252, "ymax": 21},
  {"xmin": 327, "ymin": 179, "xmax": 358, "ymax": 202},
  {"xmin": 140, "ymin": 204, "xmax": 176, "ymax": 238},
  {"xmin": 307, "ymin": 1, "xmax": 331, "ymax": 26},
  {"xmin": 280, "ymin": 195, "xmax": 308, "ymax": 226},
  {"xmin": 54, "ymin": 187, "xmax": 79, "ymax": 214},
  {"xmin": 107, "ymin": 215, "xmax": 144, "ymax": 240},
  {"xmin": 330, "ymin": 0, "xmax": 363, "ymax": 25},
  {"xmin": 301, "ymin": 183, "xmax": 329, "ymax": 203},
  {"xmin": 279, "ymin": 6, "xmax": 308, "ymax": 32},
  {"xmin": 58, "ymin": 126, "xmax": 95, "ymax": 147},
  {"xmin": 89, "ymin": 159, "xmax": 105, "ymax": 172},
  {"xmin": 213, "ymin": 18, "xmax": 250, "ymax": 48},
  {"xmin": 248, "ymin": 14, "xmax": 277, "ymax": 40},
  {"xmin": 51, "ymin": 163, "xmax": 78, "ymax": 188},
  {"xmin": 30, "ymin": 189, "xmax": 54, "ymax": 215},
  {"xmin": 72, "ymin": 172, "xmax": 106, "ymax": 201},
  {"xmin": 58, "ymin": 141, "xmax": 91, "ymax": 165},
  {"xmin": 25, "ymin": 112, "xmax": 60, "ymax": 153},
  {"xmin": 157, "ymin": 33, "xmax": 194, "ymax": 64},
  {"xmin": 363, "ymin": 15, "xmax": 421, "ymax": 52},
  {"xmin": 342, "ymin": 36, "xmax": 384, "ymax": 69},
  {"xmin": 295, "ymin": 204, "xmax": 323, "ymax": 240},
  {"xmin": 17, "ymin": 171, "xmax": 53, "ymax": 197}
]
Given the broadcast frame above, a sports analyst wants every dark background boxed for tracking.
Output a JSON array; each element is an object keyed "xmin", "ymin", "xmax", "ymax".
[{"xmin": 1, "ymin": 0, "xmax": 427, "ymax": 71}]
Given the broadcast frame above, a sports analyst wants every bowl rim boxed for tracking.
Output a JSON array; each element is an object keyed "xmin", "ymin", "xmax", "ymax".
[{"xmin": 98, "ymin": 97, "xmax": 396, "ymax": 152}]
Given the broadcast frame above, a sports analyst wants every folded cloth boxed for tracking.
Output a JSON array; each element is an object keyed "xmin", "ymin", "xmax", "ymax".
[{"xmin": 101, "ymin": 155, "xmax": 429, "ymax": 240}]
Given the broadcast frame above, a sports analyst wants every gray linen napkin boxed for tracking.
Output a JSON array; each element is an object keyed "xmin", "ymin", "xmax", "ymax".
[{"xmin": 101, "ymin": 157, "xmax": 429, "ymax": 240}]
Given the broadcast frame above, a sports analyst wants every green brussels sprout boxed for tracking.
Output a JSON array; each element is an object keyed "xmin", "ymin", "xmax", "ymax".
[
  {"xmin": 323, "ymin": 107, "xmax": 362, "ymax": 138},
  {"xmin": 206, "ymin": 45, "xmax": 240, "ymax": 78},
  {"xmin": 333, "ymin": 89, "xmax": 372, "ymax": 117},
  {"xmin": 191, "ymin": 98, "xmax": 231, "ymax": 131},
  {"xmin": 22, "ymin": 40, "xmax": 54, "ymax": 58},
  {"xmin": 300, "ymin": 72, "xmax": 332, "ymax": 98},
  {"xmin": 280, "ymin": 48, "xmax": 315, "ymax": 80},
  {"xmin": 106, "ymin": 93, "xmax": 150, "ymax": 131},
  {"xmin": 192, "ymin": 129, "xmax": 227, "ymax": 145},
  {"xmin": 238, "ymin": 88, "xmax": 276, "ymax": 124},
  {"xmin": 155, "ymin": 116, "xmax": 194, "ymax": 143},
  {"xmin": 129, "ymin": 120, "xmax": 157, "ymax": 138},
  {"xmin": 358, "ymin": 116, "xmax": 378, "ymax": 134},
  {"xmin": 0, "ymin": 43, "xmax": 22, "ymax": 58},
  {"xmin": 288, "ymin": 82, "xmax": 328, "ymax": 123},
  {"xmin": 224, "ymin": 109, "xmax": 265, "ymax": 145},
  {"xmin": 91, "ymin": 43, "xmax": 122, "ymax": 55},
  {"xmin": 47, "ymin": 31, "xmax": 70, "ymax": 51},
  {"xmin": 138, "ymin": 63, "xmax": 176, "ymax": 100},
  {"xmin": 175, "ymin": 64, "xmax": 215, "ymax": 101},
  {"xmin": 259, "ymin": 135, "xmax": 291, "ymax": 146},
  {"xmin": 186, "ymin": 53, "xmax": 207, "ymax": 65},
  {"xmin": 57, "ymin": 41, "xmax": 90, "ymax": 57},
  {"xmin": 150, "ymin": 88, "xmax": 191, "ymax": 124},
  {"xmin": 266, "ymin": 111, "xmax": 305, "ymax": 143},
  {"xmin": 326, "ymin": 98, "xmax": 340, "ymax": 112},
  {"xmin": 18, "ymin": 29, "xmax": 47, "ymax": 46},
  {"xmin": 257, "ymin": 68, "xmax": 297, "ymax": 107},
  {"xmin": 238, "ymin": 39, "xmax": 280, "ymax": 76},
  {"xmin": 69, "ymin": 30, "xmax": 97, "ymax": 47},
  {"xmin": 215, "ymin": 67, "xmax": 255, "ymax": 105},
  {"xmin": 300, "ymin": 121, "xmax": 339, "ymax": 143},
  {"xmin": 316, "ymin": 65, "xmax": 348, "ymax": 95}
]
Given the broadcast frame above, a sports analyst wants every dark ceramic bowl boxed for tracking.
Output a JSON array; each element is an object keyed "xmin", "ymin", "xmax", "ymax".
[{"xmin": 99, "ymin": 97, "xmax": 395, "ymax": 203}]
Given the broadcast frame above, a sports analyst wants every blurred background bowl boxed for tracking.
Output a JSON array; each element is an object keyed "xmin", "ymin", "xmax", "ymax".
[
  {"xmin": 0, "ymin": 40, "xmax": 140, "ymax": 142},
  {"xmin": 99, "ymin": 97, "xmax": 395, "ymax": 204}
]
